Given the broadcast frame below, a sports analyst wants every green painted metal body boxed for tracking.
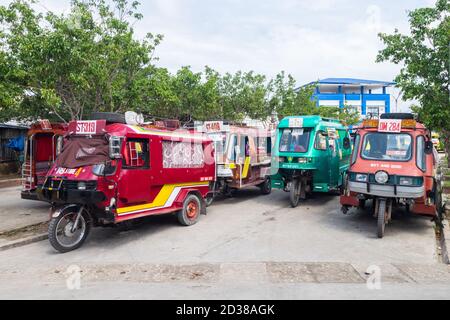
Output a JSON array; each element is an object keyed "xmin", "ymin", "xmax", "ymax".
[{"xmin": 271, "ymin": 116, "xmax": 352, "ymax": 193}]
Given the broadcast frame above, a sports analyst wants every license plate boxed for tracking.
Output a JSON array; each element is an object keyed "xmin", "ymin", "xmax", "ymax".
[
  {"xmin": 378, "ymin": 119, "xmax": 401, "ymax": 133},
  {"xmin": 76, "ymin": 121, "xmax": 97, "ymax": 134}
]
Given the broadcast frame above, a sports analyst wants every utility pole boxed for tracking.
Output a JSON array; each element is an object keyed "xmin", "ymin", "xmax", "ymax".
[{"xmin": 392, "ymin": 89, "xmax": 403, "ymax": 113}]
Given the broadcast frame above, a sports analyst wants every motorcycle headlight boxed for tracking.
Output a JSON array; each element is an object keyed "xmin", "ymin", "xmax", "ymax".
[
  {"xmin": 92, "ymin": 164, "xmax": 105, "ymax": 176},
  {"xmin": 298, "ymin": 157, "xmax": 312, "ymax": 163},
  {"xmin": 78, "ymin": 182, "xmax": 87, "ymax": 190},
  {"xmin": 375, "ymin": 171, "xmax": 389, "ymax": 184},
  {"xmin": 355, "ymin": 174, "xmax": 368, "ymax": 182}
]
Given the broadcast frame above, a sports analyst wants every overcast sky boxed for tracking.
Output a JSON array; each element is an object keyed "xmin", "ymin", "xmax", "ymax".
[{"xmin": 1, "ymin": 0, "xmax": 438, "ymax": 111}]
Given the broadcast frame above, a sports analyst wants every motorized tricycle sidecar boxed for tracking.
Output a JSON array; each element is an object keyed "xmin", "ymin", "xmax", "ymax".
[
  {"xmin": 271, "ymin": 116, "xmax": 352, "ymax": 207},
  {"xmin": 195, "ymin": 121, "xmax": 273, "ymax": 205},
  {"xmin": 37, "ymin": 114, "xmax": 215, "ymax": 253},
  {"xmin": 340, "ymin": 113, "xmax": 442, "ymax": 238},
  {"xmin": 21, "ymin": 120, "xmax": 67, "ymax": 201}
]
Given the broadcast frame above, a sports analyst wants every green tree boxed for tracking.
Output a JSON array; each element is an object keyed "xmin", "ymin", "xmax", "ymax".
[
  {"xmin": 312, "ymin": 106, "xmax": 360, "ymax": 126},
  {"xmin": 218, "ymin": 70, "xmax": 269, "ymax": 122},
  {"xmin": 0, "ymin": 0, "xmax": 162, "ymax": 122},
  {"xmin": 376, "ymin": 0, "xmax": 450, "ymax": 160},
  {"xmin": 267, "ymin": 72, "xmax": 317, "ymax": 119},
  {"xmin": 338, "ymin": 106, "xmax": 361, "ymax": 126}
]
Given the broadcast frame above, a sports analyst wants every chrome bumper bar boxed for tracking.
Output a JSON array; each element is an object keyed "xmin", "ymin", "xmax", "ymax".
[{"xmin": 348, "ymin": 181, "xmax": 424, "ymax": 199}]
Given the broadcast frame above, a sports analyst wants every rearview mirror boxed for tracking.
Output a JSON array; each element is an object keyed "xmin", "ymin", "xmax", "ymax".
[
  {"xmin": 109, "ymin": 136, "xmax": 123, "ymax": 159},
  {"xmin": 424, "ymin": 141, "xmax": 433, "ymax": 155},
  {"xmin": 343, "ymin": 137, "xmax": 351, "ymax": 150}
]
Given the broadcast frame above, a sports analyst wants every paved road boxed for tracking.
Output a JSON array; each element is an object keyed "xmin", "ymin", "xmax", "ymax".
[
  {"xmin": 0, "ymin": 188, "xmax": 448, "ymax": 299},
  {"xmin": 0, "ymin": 187, "xmax": 49, "ymax": 233}
]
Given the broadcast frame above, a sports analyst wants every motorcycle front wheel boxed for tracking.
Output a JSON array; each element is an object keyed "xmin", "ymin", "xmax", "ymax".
[
  {"xmin": 289, "ymin": 179, "xmax": 301, "ymax": 208},
  {"xmin": 48, "ymin": 206, "xmax": 91, "ymax": 253}
]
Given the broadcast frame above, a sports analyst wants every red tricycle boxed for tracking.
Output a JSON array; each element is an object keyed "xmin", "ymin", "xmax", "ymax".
[
  {"xmin": 21, "ymin": 120, "xmax": 67, "ymax": 200},
  {"xmin": 38, "ymin": 114, "xmax": 215, "ymax": 252},
  {"xmin": 340, "ymin": 113, "xmax": 443, "ymax": 238}
]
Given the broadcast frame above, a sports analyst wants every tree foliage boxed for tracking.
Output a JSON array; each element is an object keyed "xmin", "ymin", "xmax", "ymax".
[
  {"xmin": 377, "ymin": 0, "xmax": 450, "ymax": 156},
  {"xmin": 0, "ymin": 0, "xmax": 162, "ymax": 121},
  {"xmin": 0, "ymin": 0, "xmax": 357, "ymax": 127}
]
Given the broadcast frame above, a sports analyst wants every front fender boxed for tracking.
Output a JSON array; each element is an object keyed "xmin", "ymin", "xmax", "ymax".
[{"xmin": 51, "ymin": 204, "xmax": 82, "ymax": 219}]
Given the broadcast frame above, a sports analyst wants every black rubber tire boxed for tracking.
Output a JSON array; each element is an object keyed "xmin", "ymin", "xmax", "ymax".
[
  {"xmin": 289, "ymin": 179, "xmax": 301, "ymax": 208},
  {"xmin": 405, "ymin": 203, "xmax": 411, "ymax": 214},
  {"xmin": 177, "ymin": 194, "xmax": 202, "ymax": 226},
  {"xmin": 91, "ymin": 112, "xmax": 126, "ymax": 124},
  {"xmin": 224, "ymin": 185, "xmax": 237, "ymax": 198},
  {"xmin": 205, "ymin": 194, "xmax": 214, "ymax": 207},
  {"xmin": 358, "ymin": 199, "xmax": 366, "ymax": 209},
  {"xmin": 380, "ymin": 113, "xmax": 414, "ymax": 120},
  {"xmin": 377, "ymin": 199, "xmax": 387, "ymax": 239},
  {"xmin": 48, "ymin": 208, "xmax": 91, "ymax": 253},
  {"xmin": 117, "ymin": 220, "xmax": 135, "ymax": 232},
  {"xmin": 260, "ymin": 177, "xmax": 272, "ymax": 195},
  {"xmin": 435, "ymin": 187, "xmax": 443, "ymax": 219}
]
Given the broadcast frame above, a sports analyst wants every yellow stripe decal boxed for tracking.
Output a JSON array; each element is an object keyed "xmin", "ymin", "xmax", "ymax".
[
  {"xmin": 117, "ymin": 182, "xmax": 208, "ymax": 215},
  {"xmin": 242, "ymin": 157, "xmax": 251, "ymax": 179}
]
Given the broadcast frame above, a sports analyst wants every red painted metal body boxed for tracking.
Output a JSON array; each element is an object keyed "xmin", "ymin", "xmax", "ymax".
[
  {"xmin": 340, "ymin": 119, "xmax": 440, "ymax": 218},
  {"xmin": 39, "ymin": 121, "xmax": 215, "ymax": 224},
  {"xmin": 21, "ymin": 121, "xmax": 68, "ymax": 200}
]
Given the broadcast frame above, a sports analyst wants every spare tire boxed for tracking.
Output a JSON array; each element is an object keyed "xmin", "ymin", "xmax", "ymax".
[
  {"xmin": 380, "ymin": 113, "xmax": 414, "ymax": 120},
  {"xmin": 91, "ymin": 112, "xmax": 126, "ymax": 124}
]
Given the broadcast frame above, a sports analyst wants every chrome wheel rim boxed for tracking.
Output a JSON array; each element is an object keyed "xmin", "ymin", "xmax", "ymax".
[{"xmin": 55, "ymin": 212, "xmax": 86, "ymax": 248}]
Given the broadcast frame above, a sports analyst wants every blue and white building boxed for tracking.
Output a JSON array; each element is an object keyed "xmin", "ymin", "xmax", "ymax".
[{"xmin": 301, "ymin": 78, "xmax": 396, "ymax": 118}]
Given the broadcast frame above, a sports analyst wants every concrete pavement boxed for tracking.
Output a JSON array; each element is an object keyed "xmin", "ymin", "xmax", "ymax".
[
  {"xmin": 0, "ymin": 186, "xmax": 49, "ymax": 233},
  {"xmin": 0, "ymin": 188, "xmax": 447, "ymax": 299},
  {"xmin": 0, "ymin": 187, "xmax": 49, "ymax": 249}
]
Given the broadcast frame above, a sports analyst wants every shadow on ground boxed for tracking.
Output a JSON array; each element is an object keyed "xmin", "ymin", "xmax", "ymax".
[{"xmin": 321, "ymin": 200, "xmax": 434, "ymax": 239}]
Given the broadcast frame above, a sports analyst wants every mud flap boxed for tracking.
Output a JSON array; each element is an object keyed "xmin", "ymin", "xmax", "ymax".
[{"xmin": 201, "ymin": 199, "xmax": 207, "ymax": 216}]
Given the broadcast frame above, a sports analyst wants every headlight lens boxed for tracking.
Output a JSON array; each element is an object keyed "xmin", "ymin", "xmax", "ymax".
[
  {"xmin": 355, "ymin": 174, "xmax": 368, "ymax": 182},
  {"xmin": 78, "ymin": 182, "xmax": 86, "ymax": 190},
  {"xmin": 298, "ymin": 158, "xmax": 307, "ymax": 163},
  {"xmin": 92, "ymin": 164, "xmax": 105, "ymax": 176},
  {"xmin": 375, "ymin": 171, "xmax": 389, "ymax": 184},
  {"xmin": 399, "ymin": 177, "xmax": 414, "ymax": 186}
]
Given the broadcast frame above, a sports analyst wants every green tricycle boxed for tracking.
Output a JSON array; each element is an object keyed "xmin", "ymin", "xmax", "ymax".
[{"xmin": 271, "ymin": 116, "xmax": 352, "ymax": 207}]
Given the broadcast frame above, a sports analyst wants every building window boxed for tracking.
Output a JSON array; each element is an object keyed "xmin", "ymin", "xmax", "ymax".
[{"xmin": 367, "ymin": 106, "xmax": 380, "ymax": 118}]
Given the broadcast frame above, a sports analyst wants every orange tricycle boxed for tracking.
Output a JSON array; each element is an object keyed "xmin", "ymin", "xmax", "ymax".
[{"xmin": 340, "ymin": 113, "xmax": 443, "ymax": 238}]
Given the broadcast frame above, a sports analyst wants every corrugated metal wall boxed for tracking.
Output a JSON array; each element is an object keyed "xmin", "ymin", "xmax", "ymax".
[{"xmin": 0, "ymin": 128, "xmax": 27, "ymax": 162}]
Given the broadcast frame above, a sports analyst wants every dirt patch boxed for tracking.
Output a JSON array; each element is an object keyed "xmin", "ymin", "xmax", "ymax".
[
  {"xmin": 50, "ymin": 263, "xmax": 220, "ymax": 283},
  {"xmin": 0, "ymin": 174, "xmax": 20, "ymax": 181},
  {"xmin": 0, "ymin": 222, "xmax": 48, "ymax": 241},
  {"xmin": 266, "ymin": 262, "xmax": 365, "ymax": 284}
]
